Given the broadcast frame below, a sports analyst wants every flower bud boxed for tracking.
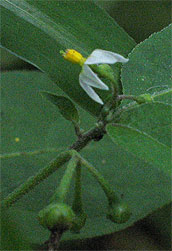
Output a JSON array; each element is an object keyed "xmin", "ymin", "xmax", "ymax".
[
  {"xmin": 136, "ymin": 94, "xmax": 153, "ymax": 104},
  {"xmin": 107, "ymin": 202, "xmax": 131, "ymax": 224},
  {"xmin": 38, "ymin": 203, "xmax": 75, "ymax": 231}
]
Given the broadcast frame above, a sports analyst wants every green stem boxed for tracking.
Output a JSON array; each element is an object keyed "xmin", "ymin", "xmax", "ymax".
[
  {"xmin": 1, "ymin": 150, "xmax": 75, "ymax": 209},
  {"xmin": 50, "ymin": 155, "xmax": 78, "ymax": 203},
  {"xmin": 117, "ymin": 95, "xmax": 138, "ymax": 102},
  {"xmin": 69, "ymin": 125, "xmax": 106, "ymax": 151},
  {"xmin": 1, "ymin": 119, "xmax": 107, "ymax": 209},
  {"xmin": 72, "ymin": 160, "xmax": 83, "ymax": 213},
  {"xmin": 80, "ymin": 156, "xmax": 120, "ymax": 205},
  {"xmin": 72, "ymin": 121, "xmax": 83, "ymax": 138}
]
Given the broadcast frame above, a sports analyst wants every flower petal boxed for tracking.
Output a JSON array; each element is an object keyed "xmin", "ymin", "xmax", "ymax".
[
  {"xmin": 79, "ymin": 79, "xmax": 104, "ymax": 105},
  {"xmin": 79, "ymin": 65, "xmax": 109, "ymax": 90},
  {"xmin": 85, "ymin": 49, "xmax": 129, "ymax": 65}
]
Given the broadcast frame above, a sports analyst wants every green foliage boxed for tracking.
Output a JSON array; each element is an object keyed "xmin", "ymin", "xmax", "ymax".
[
  {"xmin": 1, "ymin": 209, "xmax": 31, "ymax": 250},
  {"xmin": 121, "ymin": 24, "xmax": 172, "ymax": 104},
  {"xmin": 41, "ymin": 92, "xmax": 80, "ymax": 124},
  {"xmin": 1, "ymin": 72, "xmax": 171, "ymax": 245},
  {"xmin": 106, "ymin": 124, "xmax": 171, "ymax": 176},
  {"xmin": 96, "ymin": 1, "xmax": 171, "ymax": 43},
  {"xmin": 1, "ymin": 0, "xmax": 171, "ymax": 249},
  {"xmin": 1, "ymin": 0, "xmax": 135, "ymax": 116},
  {"xmin": 119, "ymin": 102, "xmax": 171, "ymax": 147}
]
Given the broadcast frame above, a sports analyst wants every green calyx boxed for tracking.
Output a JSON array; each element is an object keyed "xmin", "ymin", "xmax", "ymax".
[
  {"xmin": 38, "ymin": 203, "xmax": 75, "ymax": 231},
  {"xmin": 91, "ymin": 64, "xmax": 115, "ymax": 83},
  {"xmin": 107, "ymin": 202, "xmax": 132, "ymax": 224}
]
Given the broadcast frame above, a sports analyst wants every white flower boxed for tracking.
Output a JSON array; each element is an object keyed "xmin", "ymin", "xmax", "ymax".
[
  {"xmin": 79, "ymin": 64, "xmax": 109, "ymax": 105},
  {"xmin": 62, "ymin": 49, "xmax": 129, "ymax": 105},
  {"xmin": 80, "ymin": 49, "xmax": 128, "ymax": 104}
]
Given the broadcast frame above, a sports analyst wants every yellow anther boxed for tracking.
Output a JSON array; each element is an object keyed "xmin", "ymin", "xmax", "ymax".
[{"xmin": 61, "ymin": 49, "xmax": 86, "ymax": 66}]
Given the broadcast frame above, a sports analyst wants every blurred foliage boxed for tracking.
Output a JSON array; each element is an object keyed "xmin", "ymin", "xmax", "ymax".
[
  {"xmin": 1, "ymin": 0, "xmax": 135, "ymax": 116},
  {"xmin": 1, "ymin": 209, "xmax": 31, "ymax": 250},
  {"xmin": 0, "ymin": 48, "xmax": 35, "ymax": 71},
  {"xmin": 95, "ymin": 0, "xmax": 171, "ymax": 43},
  {"xmin": 2, "ymin": 1, "xmax": 171, "ymax": 70},
  {"xmin": 138, "ymin": 203, "xmax": 172, "ymax": 250}
]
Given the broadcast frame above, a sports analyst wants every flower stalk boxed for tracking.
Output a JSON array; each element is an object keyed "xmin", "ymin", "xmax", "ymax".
[
  {"xmin": 80, "ymin": 156, "xmax": 120, "ymax": 205},
  {"xmin": 50, "ymin": 155, "xmax": 78, "ymax": 204},
  {"xmin": 71, "ymin": 160, "xmax": 87, "ymax": 233},
  {"xmin": 72, "ymin": 160, "xmax": 83, "ymax": 213}
]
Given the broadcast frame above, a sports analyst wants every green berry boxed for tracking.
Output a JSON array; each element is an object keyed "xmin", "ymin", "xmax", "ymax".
[
  {"xmin": 38, "ymin": 203, "xmax": 75, "ymax": 231},
  {"xmin": 107, "ymin": 202, "xmax": 131, "ymax": 224}
]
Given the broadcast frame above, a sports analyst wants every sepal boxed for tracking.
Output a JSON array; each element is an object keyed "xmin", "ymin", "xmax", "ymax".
[{"xmin": 91, "ymin": 64, "xmax": 115, "ymax": 83}]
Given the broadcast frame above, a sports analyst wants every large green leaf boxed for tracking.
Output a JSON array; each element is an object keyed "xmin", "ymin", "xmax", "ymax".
[
  {"xmin": 106, "ymin": 124, "xmax": 171, "ymax": 176},
  {"xmin": 41, "ymin": 92, "xmax": 80, "ymax": 124},
  {"xmin": 1, "ymin": 71, "xmax": 171, "ymax": 245},
  {"xmin": 121, "ymin": 24, "xmax": 172, "ymax": 104},
  {"xmin": 1, "ymin": 0, "xmax": 135, "ymax": 116},
  {"xmin": 119, "ymin": 102, "xmax": 171, "ymax": 147},
  {"xmin": 96, "ymin": 1, "xmax": 171, "ymax": 43},
  {"xmin": 1, "ymin": 209, "xmax": 31, "ymax": 250}
]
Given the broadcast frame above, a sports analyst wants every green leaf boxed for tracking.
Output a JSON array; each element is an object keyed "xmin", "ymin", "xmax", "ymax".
[
  {"xmin": 121, "ymin": 24, "xmax": 172, "ymax": 104},
  {"xmin": 41, "ymin": 92, "xmax": 79, "ymax": 124},
  {"xmin": 106, "ymin": 124, "xmax": 171, "ymax": 176},
  {"xmin": 96, "ymin": 1, "xmax": 171, "ymax": 43},
  {"xmin": 2, "ymin": 71, "xmax": 171, "ymax": 245},
  {"xmin": 119, "ymin": 102, "xmax": 171, "ymax": 147},
  {"xmin": 1, "ymin": 209, "xmax": 31, "ymax": 250},
  {"xmin": 153, "ymin": 88, "xmax": 172, "ymax": 104},
  {"xmin": 1, "ymin": 0, "xmax": 135, "ymax": 116}
]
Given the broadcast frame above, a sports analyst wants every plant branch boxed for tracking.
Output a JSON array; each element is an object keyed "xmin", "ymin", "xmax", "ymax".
[
  {"xmin": 117, "ymin": 94, "xmax": 138, "ymax": 102},
  {"xmin": 46, "ymin": 229, "xmax": 63, "ymax": 251},
  {"xmin": 69, "ymin": 122, "xmax": 106, "ymax": 151},
  {"xmin": 1, "ymin": 122, "xmax": 106, "ymax": 209},
  {"xmin": 72, "ymin": 160, "xmax": 82, "ymax": 213},
  {"xmin": 50, "ymin": 155, "xmax": 78, "ymax": 203}
]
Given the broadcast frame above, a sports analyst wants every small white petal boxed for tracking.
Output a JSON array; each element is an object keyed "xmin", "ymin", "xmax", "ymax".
[
  {"xmin": 85, "ymin": 49, "xmax": 129, "ymax": 65},
  {"xmin": 79, "ymin": 79, "xmax": 104, "ymax": 105},
  {"xmin": 79, "ymin": 65, "xmax": 109, "ymax": 90}
]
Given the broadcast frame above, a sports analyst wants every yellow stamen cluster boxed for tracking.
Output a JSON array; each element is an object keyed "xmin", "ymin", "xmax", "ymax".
[{"xmin": 61, "ymin": 49, "xmax": 86, "ymax": 66}]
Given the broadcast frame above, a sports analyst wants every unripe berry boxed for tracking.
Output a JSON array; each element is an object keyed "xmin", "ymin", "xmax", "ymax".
[
  {"xmin": 107, "ymin": 202, "xmax": 131, "ymax": 224},
  {"xmin": 38, "ymin": 203, "xmax": 75, "ymax": 231}
]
